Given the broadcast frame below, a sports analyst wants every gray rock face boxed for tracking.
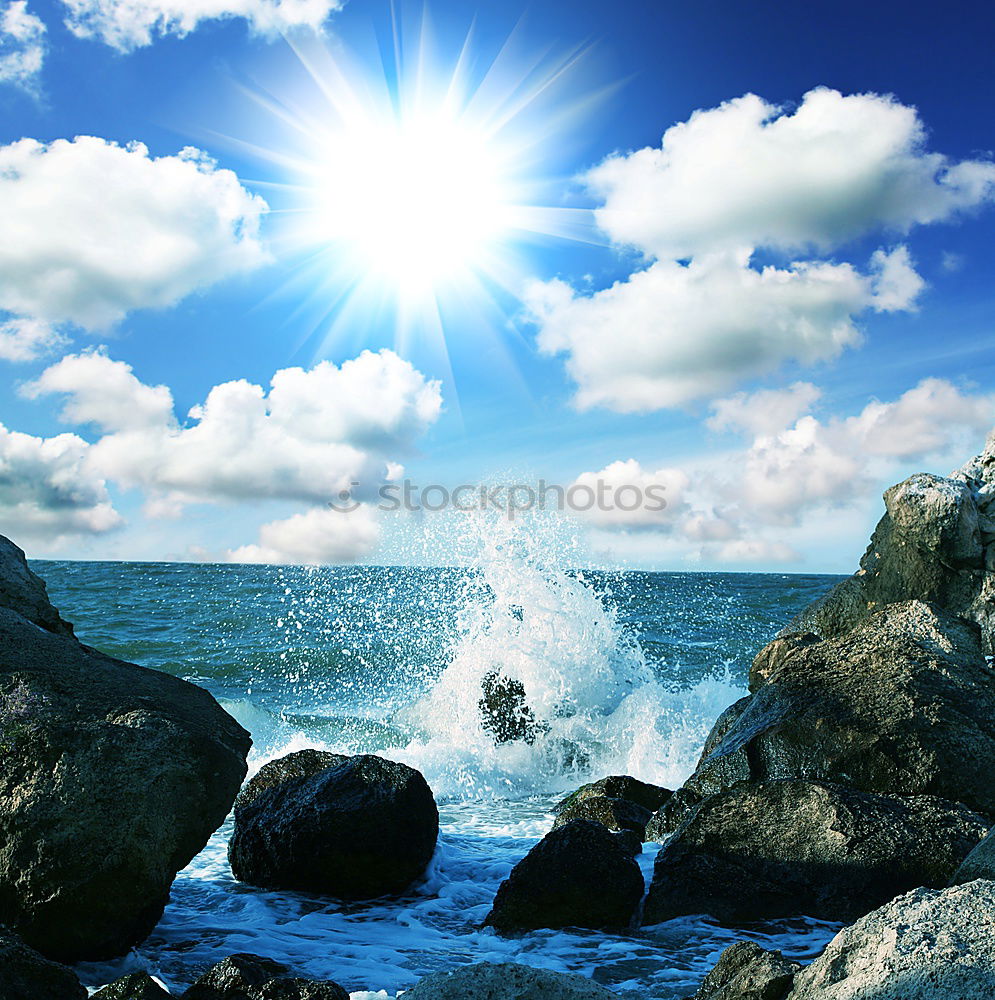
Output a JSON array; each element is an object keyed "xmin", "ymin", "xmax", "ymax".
[
  {"xmin": 555, "ymin": 774, "xmax": 672, "ymax": 814},
  {"xmin": 552, "ymin": 794, "xmax": 652, "ymax": 837},
  {"xmin": 950, "ymin": 825, "xmax": 995, "ymax": 884},
  {"xmin": 0, "ymin": 587, "xmax": 251, "ymax": 961},
  {"xmin": 485, "ymin": 818, "xmax": 644, "ymax": 932},
  {"xmin": 0, "ymin": 927, "xmax": 86, "ymax": 1000},
  {"xmin": 688, "ymin": 941, "xmax": 800, "ymax": 1000},
  {"xmin": 182, "ymin": 954, "xmax": 348, "ymax": 1000},
  {"xmin": 402, "ymin": 962, "xmax": 617, "ymax": 1000},
  {"xmin": 646, "ymin": 786, "xmax": 702, "ymax": 842},
  {"xmin": 642, "ymin": 779, "xmax": 987, "ymax": 925},
  {"xmin": 787, "ymin": 437, "xmax": 995, "ymax": 652},
  {"xmin": 787, "ymin": 879, "xmax": 995, "ymax": 999},
  {"xmin": 0, "ymin": 535, "xmax": 73, "ymax": 637},
  {"xmin": 229, "ymin": 751, "xmax": 439, "ymax": 899},
  {"xmin": 93, "ymin": 972, "xmax": 173, "ymax": 999},
  {"xmin": 685, "ymin": 601, "xmax": 995, "ymax": 816}
]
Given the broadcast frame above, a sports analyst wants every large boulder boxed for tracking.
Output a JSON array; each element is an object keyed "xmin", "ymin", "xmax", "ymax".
[
  {"xmin": 93, "ymin": 972, "xmax": 172, "ymax": 999},
  {"xmin": 182, "ymin": 954, "xmax": 348, "ymax": 1000},
  {"xmin": 642, "ymin": 779, "xmax": 987, "ymax": 925},
  {"xmin": 402, "ymin": 961, "xmax": 617, "ymax": 1000},
  {"xmin": 0, "ymin": 927, "xmax": 86, "ymax": 1000},
  {"xmin": 787, "ymin": 879, "xmax": 995, "ymax": 999},
  {"xmin": 555, "ymin": 774, "xmax": 672, "ymax": 814},
  {"xmin": 787, "ymin": 436, "xmax": 995, "ymax": 652},
  {"xmin": 552, "ymin": 795, "xmax": 652, "ymax": 837},
  {"xmin": 484, "ymin": 818, "xmax": 643, "ymax": 932},
  {"xmin": 0, "ymin": 536, "xmax": 73, "ymax": 637},
  {"xmin": 688, "ymin": 941, "xmax": 800, "ymax": 1000},
  {"xmin": 684, "ymin": 601, "xmax": 995, "ymax": 816},
  {"xmin": 0, "ymin": 545, "xmax": 251, "ymax": 962},
  {"xmin": 229, "ymin": 750, "xmax": 439, "ymax": 898},
  {"xmin": 950, "ymin": 825, "xmax": 995, "ymax": 884}
]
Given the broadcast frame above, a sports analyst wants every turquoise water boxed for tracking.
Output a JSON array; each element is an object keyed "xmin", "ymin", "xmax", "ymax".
[{"xmin": 36, "ymin": 554, "xmax": 842, "ymax": 997}]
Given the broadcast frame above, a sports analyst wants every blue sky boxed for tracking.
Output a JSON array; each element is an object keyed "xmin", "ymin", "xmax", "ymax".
[{"xmin": 1, "ymin": 0, "xmax": 993, "ymax": 571}]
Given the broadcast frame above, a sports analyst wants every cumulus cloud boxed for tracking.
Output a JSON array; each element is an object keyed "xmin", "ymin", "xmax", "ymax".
[
  {"xmin": 528, "ymin": 248, "xmax": 918, "ymax": 412},
  {"xmin": 587, "ymin": 88, "xmax": 995, "ymax": 260},
  {"xmin": 0, "ymin": 318, "xmax": 65, "ymax": 363},
  {"xmin": 60, "ymin": 0, "xmax": 341, "ymax": 50},
  {"xmin": 0, "ymin": 136, "xmax": 267, "ymax": 338},
  {"xmin": 575, "ymin": 377, "xmax": 995, "ymax": 564},
  {"xmin": 569, "ymin": 458, "xmax": 690, "ymax": 529},
  {"xmin": 0, "ymin": 423, "xmax": 121, "ymax": 548},
  {"xmin": 227, "ymin": 504, "xmax": 380, "ymax": 565},
  {"xmin": 0, "ymin": 1, "xmax": 45, "ymax": 90}
]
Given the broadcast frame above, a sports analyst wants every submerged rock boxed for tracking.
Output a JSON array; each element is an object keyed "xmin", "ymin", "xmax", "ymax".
[
  {"xmin": 93, "ymin": 972, "xmax": 172, "ymax": 999},
  {"xmin": 0, "ymin": 538, "xmax": 251, "ymax": 963},
  {"xmin": 787, "ymin": 879, "xmax": 995, "ymax": 999},
  {"xmin": 183, "ymin": 954, "xmax": 348, "ymax": 1000},
  {"xmin": 950, "ymin": 825, "xmax": 995, "ymax": 884},
  {"xmin": 0, "ymin": 927, "xmax": 86, "ymax": 1000},
  {"xmin": 229, "ymin": 750, "xmax": 439, "ymax": 899},
  {"xmin": 402, "ymin": 961, "xmax": 617, "ymax": 999},
  {"xmin": 642, "ymin": 779, "xmax": 987, "ymax": 925},
  {"xmin": 787, "ymin": 448, "xmax": 995, "ymax": 651},
  {"xmin": 688, "ymin": 941, "xmax": 800, "ymax": 1000},
  {"xmin": 685, "ymin": 601, "xmax": 995, "ymax": 816},
  {"xmin": 478, "ymin": 670, "xmax": 546, "ymax": 744},
  {"xmin": 485, "ymin": 818, "xmax": 643, "ymax": 932}
]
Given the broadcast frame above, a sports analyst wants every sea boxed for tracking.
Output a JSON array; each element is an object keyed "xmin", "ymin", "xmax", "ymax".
[{"xmin": 35, "ymin": 517, "xmax": 846, "ymax": 998}]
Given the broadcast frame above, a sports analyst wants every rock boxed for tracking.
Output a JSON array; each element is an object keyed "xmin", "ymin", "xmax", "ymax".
[
  {"xmin": 484, "ymin": 818, "xmax": 643, "ymax": 932},
  {"xmin": 646, "ymin": 786, "xmax": 702, "ymax": 842},
  {"xmin": 93, "ymin": 972, "xmax": 173, "ymax": 999},
  {"xmin": 401, "ymin": 961, "xmax": 617, "ymax": 1000},
  {"xmin": 0, "ymin": 926, "xmax": 86, "ymax": 1000},
  {"xmin": 0, "ymin": 535, "xmax": 73, "ymax": 637},
  {"xmin": 612, "ymin": 829, "xmax": 643, "ymax": 856},
  {"xmin": 183, "ymin": 954, "xmax": 348, "ymax": 1000},
  {"xmin": 552, "ymin": 794, "xmax": 652, "ymax": 837},
  {"xmin": 950, "ymin": 825, "xmax": 995, "ymax": 884},
  {"xmin": 0, "ymin": 556, "xmax": 251, "ymax": 962},
  {"xmin": 787, "ymin": 879, "xmax": 995, "ymax": 999},
  {"xmin": 786, "ymin": 461, "xmax": 995, "ymax": 652},
  {"xmin": 685, "ymin": 601, "xmax": 995, "ymax": 816},
  {"xmin": 688, "ymin": 941, "xmax": 800, "ymax": 1000},
  {"xmin": 478, "ymin": 670, "xmax": 546, "ymax": 744},
  {"xmin": 555, "ymin": 774, "xmax": 672, "ymax": 814},
  {"xmin": 642, "ymin": 779, "xmax": 987, "ymax": 925},
  {"xmin": 229, "ymin": 751, "xmax": 439, "ymax": 899},
  {"xmin": 748, "ymin": 635, "xmax": 819, "ymax": 693}
]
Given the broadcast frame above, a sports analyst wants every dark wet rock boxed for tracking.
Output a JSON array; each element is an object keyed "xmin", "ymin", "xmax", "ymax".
[
  {"xmin": 0, "ymin": 535, "xmax": 73, "ymax": 637},
  {"xmin": 93, "ymin": 972, "xmax": 173, "ymax": 999},
  {"xmin": 950, "ymin": 825, "xmax": 995, "ymax": 885},
  {"xmin": 229, "ymin": 751, "xmax": 439, "ymax": 899},
  {"xmin": 552, "ymin": 794, "xmax": 652, "ymax": 837},
  {"xmin": 684, "ymin": 601, "xmax": 995, "ymax": 816},
  {"xmin": 0, "ymin": 548, "xmax": 251, "ymax": 962},
  {"xmin": 646, "ymin": 786, "xmax": 702, "ymax": 842},
  {"xmin": 748, "ymin": 634, "xmax": 819, "ymax": 693},
  {"xmin": 787, "ymin": 880, "xmax": 995, "ymax": 999},
  {"xmin": 402, "ymin": 961, "xmax": 618, "ymax": 999},
  {"xmin": 688, "ymin": 941, "xmax": 800, "ymax": 1000},
  {"xmin": 0, "ymin": 926, "xmax": 86, "ymax": 1000},
  {"xmin": 642, "ymin": 778, "xmax": 987, "ymax": 925},
  {"xmin": 786, "ymin": 451, "xmax": 995, "ymax": 652},
  {"xmin": 611, "ymin": 828, "xmax": 643, "ymax": 856},
  {"xmin": 183, "ymin": 954, "xmax": 348, "ymax": 1000},
  {"xmin": 478, "ymin": 670, "xmax": 546, "ymax": 744},
  {"xmin": 555, "ymin": 774, "xmax": 672, "ymax": 814},
  {"xmin": 485, "ymin": 818, "xmax": 643, "ymax": 932}
]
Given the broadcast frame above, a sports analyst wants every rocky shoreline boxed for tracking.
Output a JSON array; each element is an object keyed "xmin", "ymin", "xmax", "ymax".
[{"xmin": 3, "ymin": 436, "xmax": 995, "ymax": 998}]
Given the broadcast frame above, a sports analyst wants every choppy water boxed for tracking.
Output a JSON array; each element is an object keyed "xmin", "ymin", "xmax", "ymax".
[{"xmin": 36, "ymin": 519, "xmax": 843, "ymax": 998}]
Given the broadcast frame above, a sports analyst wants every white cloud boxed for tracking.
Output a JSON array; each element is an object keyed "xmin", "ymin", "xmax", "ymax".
[
  {"xmin": 528, "ymin": 249, "xmax": 913, "ymax": 412},
  {"xmin": 0, "ymin": 318, "xmax": 65, "ymax": 363},
  {"xmin": 587, "ymin": 88, "xmax": 995, "ymax": 260},
  {"xmin": 868, "ymin": 245, "xmax": 926, "ymax": 312},
  {"xmin": 0, "ymin": 423, "xmax": 121, "ymax": 548},
  {"xmin": 0, "ymin": 136, "xmax": 267, "ymax": 333},
  {"xmin": 227, "ymin": 504, "xmax": 380, "ymax": 565},
  {"xmin": 569, "ymin": 458, "xmax": 690, "ymax": 528},
  {"xmin": 16, "ymin": 348, "xmax": 442, "ymax": 561},
  {"xmin": 60, "ymin": 0, "xmax": 341, "ymax": 50},
  {"xmin": 707, "ymin": 381, "xmax": 822, "ymax": 437},
  {"xmin": 0, "ymin": 1, "xmax": 45, "ymax": 90}
]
